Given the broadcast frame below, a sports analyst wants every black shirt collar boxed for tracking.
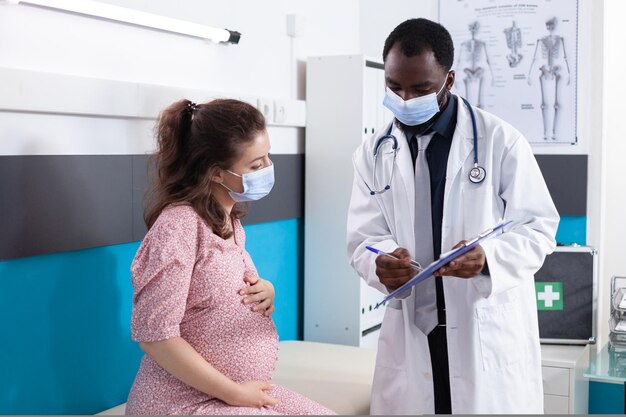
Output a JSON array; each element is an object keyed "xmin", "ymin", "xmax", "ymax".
[{"xmin": 429, "ymin": 92, "xmax": 457, "ymax": 141}]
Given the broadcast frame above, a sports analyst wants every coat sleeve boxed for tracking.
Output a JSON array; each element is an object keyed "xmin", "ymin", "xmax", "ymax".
[
  {"xmin": 346, "ymin": 149, "xmax": 400, "ymax": 295},
  {"xmin": 473, "ymin": 134, "xmax": 559, "ymax": 298}
]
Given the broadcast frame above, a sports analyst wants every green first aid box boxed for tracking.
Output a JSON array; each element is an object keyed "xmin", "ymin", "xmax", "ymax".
[{"xmin": 534, "ymin": 246, "xmax": 597, "ymax": 345}]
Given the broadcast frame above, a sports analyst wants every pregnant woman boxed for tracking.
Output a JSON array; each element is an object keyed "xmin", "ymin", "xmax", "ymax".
[{"xmin": 126, "ymin": 98, "xmax": 333, "ymax": 415}]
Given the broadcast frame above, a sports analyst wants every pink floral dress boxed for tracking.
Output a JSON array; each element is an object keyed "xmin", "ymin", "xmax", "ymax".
[{"xmin": 126, "ymin": 205, "xmax": 333, "ymax": 415}]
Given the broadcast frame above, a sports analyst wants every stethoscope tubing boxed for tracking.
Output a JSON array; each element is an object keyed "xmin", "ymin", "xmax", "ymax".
[{"xmin": 365, "ymin": 95, "xmax": 486, "ymax": 195}]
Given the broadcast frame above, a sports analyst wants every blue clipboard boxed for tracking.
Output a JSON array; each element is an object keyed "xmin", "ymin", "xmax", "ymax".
[{"xmin": 375, "ymin": 220, "xmax": 513, "ymax": 309}]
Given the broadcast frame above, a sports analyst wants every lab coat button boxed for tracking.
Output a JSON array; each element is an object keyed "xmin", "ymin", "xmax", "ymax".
[{"xmin": 424, "ymin": 372, "xmax": 432, "ymax": 379}]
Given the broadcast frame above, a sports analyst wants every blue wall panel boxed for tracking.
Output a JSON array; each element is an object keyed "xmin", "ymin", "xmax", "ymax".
[
  {"xmin": 0, "ymin": 218, "xmax": 302, "ymax": 414},
  {"xmin": 0, "ymin": 242, "xmax": 143, "ymax": 414},
  {"xmin": 0, "ymin": 212, "xmax": 590, "ymax": 414},
  {"xmin": 589, "ymin": 381, "xmax": 624, "ymax": 414},
  {"xmin": 244, "ymin": 219, "xmax": 304, "ymax": 341},
  {"xmin": 556, "ymin": 215, "xmax": 587, "ymax": 246}
]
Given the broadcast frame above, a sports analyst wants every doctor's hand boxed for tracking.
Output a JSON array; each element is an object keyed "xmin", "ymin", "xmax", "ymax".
[
  {"xmin": 435, "ymin": 241, "xmax": 486, "ymax": 279},
  {"xmin": 375, "ymin": 247, "xmax": 416, "ymax": 292},
  {"xmin": 240, "ymin": 276, "xmax": 275, "ymax": 317}
]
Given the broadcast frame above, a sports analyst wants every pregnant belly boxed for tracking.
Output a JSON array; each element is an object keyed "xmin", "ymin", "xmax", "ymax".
[{"xmin": 181, "ymin": 302, "xmax": 279, "ymax": 383}]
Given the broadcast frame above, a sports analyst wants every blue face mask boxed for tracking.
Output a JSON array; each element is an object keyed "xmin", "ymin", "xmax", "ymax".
[
  {"xmin": 382, "ymin": 77, "xmax": 448, "ymax": 126},
  {"xmin": 221, "ymin": 163, "xmax": 275, "ymax": 202}
]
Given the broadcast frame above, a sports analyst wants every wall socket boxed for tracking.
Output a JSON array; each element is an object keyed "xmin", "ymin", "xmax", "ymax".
[
  {"xmin": 286, "ymin": 14, "xmax": 305, "ymax": 38},
  {"xmin": 274, "ymin": 99, "xmax": 287, "ymax": 124},
  {"xmin": 256, "ymin": 98, "xmax": 273, "ymax": 121}
]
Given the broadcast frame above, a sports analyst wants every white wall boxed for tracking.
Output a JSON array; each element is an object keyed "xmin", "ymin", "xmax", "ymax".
[
  {"xmin": 0, "ymin": 0, "xmax": 360, "ymax": 98},
  {"xmin": 562, "ymin": 0, "xmax": 606, "ymax": 348},
  {"xmin": 359, "ymin": 0, "xmax": 438, "ymax": 60},
  {"xmin": 598, "ymin": 0, "xmax": 626, "ymax": 349},
  {"xmin": 0, "ymin": 0, "xmax": 360, "ymax": 156},
  {"xmin": 559, "ymin": 0, "xmax": 625, "ymax": 351}
]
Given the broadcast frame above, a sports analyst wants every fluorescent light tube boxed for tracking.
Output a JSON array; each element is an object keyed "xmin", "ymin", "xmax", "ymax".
[{"xmin": 5, "ymin": 0, "xmax": 241, "ymax": 44}]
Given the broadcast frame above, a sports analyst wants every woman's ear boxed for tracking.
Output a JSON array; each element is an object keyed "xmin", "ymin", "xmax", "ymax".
[{"xmin": 210, "ymin": 167, "xmax": 225, "ymax": 184}]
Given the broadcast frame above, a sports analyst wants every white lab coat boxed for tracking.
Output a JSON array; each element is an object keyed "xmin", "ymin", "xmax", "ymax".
[{"xmin": 347, "ymin": 95, "xmax": 559, "ymax": 414}]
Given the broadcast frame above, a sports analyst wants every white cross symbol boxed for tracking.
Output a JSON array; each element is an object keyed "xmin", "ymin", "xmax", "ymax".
[{"xmin": 538, "ymin": 285, "xmax": 560, "ymax": 307}]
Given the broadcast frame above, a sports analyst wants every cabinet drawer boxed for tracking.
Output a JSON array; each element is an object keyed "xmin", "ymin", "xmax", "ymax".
[
  {"xmin": 544, "ymin": 394, "xmax": 569, "ymax": 414},
  {"xmin": 542, "ymin": 366, "xmax": 570, "ymax": 396}
]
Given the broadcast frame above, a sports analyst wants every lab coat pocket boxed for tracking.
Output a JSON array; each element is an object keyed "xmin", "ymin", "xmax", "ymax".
[
  {"xmin": 462, "ymin": 184, "xmax": 495, "ymax": 238},
  {"xmin": 475, "ymin": 300, "xmax": 523, "ymax": 371}
]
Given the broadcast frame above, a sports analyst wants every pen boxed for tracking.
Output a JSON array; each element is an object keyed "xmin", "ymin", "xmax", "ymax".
[{"xmin": 365, "ymin": 246, "xmax": 424, "ymax": 272}]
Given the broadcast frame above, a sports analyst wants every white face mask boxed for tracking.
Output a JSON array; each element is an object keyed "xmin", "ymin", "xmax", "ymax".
[
  {"xmin": 382, "ymin": 76, "xmax": 448, "ymax": 126},
  {"xmin": 221, "ymin": 163, "xmax": 275, "ymax": 202}
]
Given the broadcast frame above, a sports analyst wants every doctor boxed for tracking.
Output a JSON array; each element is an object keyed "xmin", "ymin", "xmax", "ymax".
[{"xmin": 347, "ymin": 18, "xmax": 559, "ymax": 414}]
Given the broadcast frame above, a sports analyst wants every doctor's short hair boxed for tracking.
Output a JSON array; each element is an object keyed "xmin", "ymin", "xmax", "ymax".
[{"xmin": 383, "ymin": 18, "xmax": 454, "ymax": 72}]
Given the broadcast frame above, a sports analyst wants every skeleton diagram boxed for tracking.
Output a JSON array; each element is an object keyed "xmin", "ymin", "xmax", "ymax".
[
  {"xmin": 527, "ymin": 17, "xmax": 571, "ymax": 141},
  {"xmin": 456, "ymin": 21, "xmax": 494, "ymax": 109},
  {"xmin": 504, "ymin": 21, "xmax": 523, "ymax": 68}
]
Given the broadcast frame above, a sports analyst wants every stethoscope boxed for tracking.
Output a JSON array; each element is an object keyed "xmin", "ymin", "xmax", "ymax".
[{"xmin": 365, "ymin": 96, "xmax": 486, "ymax": 196}]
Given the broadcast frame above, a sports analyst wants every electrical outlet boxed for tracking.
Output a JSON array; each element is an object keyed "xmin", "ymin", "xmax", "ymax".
[
  {"xmin": 256, "ymin": 98, "xmax": 273, "ymax": 121},
  {"xmin": 286, "ymin": 14, "xmax": 305, "ymax": 38},
  {"xmin": 274, "ymin": 100, "xmax": 286, "ymax": 124}
]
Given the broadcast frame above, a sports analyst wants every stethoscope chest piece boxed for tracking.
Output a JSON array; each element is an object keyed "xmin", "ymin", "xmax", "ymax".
[{"xmin": 469, "ymin": 165, "xmax": 486, "ymax": 184}]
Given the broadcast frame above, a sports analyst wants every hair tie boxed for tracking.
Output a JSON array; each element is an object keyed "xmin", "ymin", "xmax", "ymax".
[{"xmin": 187, "ymin": 101, "xmax": 198, "ymax": 113}]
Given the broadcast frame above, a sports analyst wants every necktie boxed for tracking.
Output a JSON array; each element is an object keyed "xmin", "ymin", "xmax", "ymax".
[
  {"xmin": 409, "ymin": 134, "xmax": 419, "ymax": 170},
  {"xmin": 411, "ymin": 134, "xmax": 439, "ymax": 335}
]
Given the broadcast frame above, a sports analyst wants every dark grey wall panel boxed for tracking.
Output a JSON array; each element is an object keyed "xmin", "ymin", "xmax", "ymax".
[
  {"xmin": 535, "ymin": 154, "xmax": 587, "ymax": 217},
  {"xmin": 0, "ymin": 152, "xmax": 584, "ymax": 260},
  {"xmin": 243, "ymin": 154, "xmax": 304, "ymax": 225},
  {"xmin": 0, "ymin": 155, "xmax": 133, "ymax": 260},
  {"xmin": 129, "ymin": 154, "xmax": 303, "ymax": 234},
  {"xmin": 1, "ymin": 154, "xmax": 303, "ymax": 260},
  {"xmin": 131, "ymin": 155, "xmax": 150, "ymax": 241}
]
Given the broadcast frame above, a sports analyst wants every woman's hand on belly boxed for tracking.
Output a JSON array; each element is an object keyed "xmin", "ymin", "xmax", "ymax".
[
  {"xmin": 240, "ymin": 276, "xmax": 275, "ymax": 317},
  {"xmin": 222, "ymin": 380, "xmax": 278, "ymax": 408}
]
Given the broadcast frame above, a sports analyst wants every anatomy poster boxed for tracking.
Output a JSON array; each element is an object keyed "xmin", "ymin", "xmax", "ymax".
[{"xmin": 439, "ymin": 0, "xmax": 578, "ymax": 144}]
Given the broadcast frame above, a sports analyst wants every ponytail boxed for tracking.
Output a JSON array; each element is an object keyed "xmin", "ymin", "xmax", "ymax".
[
  {"xmin": 155, "ymin": 99, "xmax": 195, "ymax": 183},
  {"xmin": 145, "ymin": 99, "xmax": 197, "ymax": 228},
  {"xmin": 144, "ymin": 98, "xmax": 266, "ymax": 236}
]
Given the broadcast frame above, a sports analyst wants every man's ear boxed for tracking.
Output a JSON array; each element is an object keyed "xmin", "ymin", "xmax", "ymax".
[{"xmin": 446, "ymin": 70, "xmax": 456, "ymax": 90}]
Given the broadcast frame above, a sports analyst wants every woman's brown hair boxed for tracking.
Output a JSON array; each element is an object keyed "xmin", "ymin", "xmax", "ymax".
[{"xmin": 145, "ymin": 98, "xmax": 266, "ymax": 238}]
